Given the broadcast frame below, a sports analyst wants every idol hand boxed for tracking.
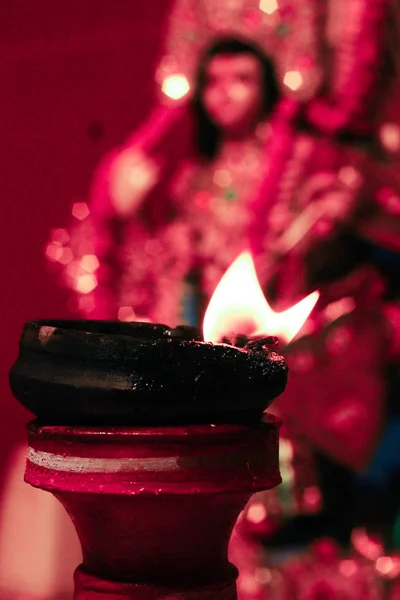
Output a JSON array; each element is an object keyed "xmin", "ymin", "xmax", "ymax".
[{"xmin": 109, "ymin": 147, "xmax": 161, "ymax": 218}]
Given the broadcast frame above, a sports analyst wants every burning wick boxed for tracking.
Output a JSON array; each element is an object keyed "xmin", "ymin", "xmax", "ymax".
[
  {"xmin": 222, "ymin": 333, "xmax": 280, "ymax": 353},
  {"xmin": 203, "ymin": 252, "xmax": 319, "ymax": 345}
]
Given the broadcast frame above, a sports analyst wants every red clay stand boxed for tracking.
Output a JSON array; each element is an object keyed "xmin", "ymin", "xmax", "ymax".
[{"xmin": 25, "ymin": 417, "xmax": 281, "ymax": 600}]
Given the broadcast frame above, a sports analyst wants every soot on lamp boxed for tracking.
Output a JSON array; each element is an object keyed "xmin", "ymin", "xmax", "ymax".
[{"xmin": 9, "ymin": 320, "xmax": 288, "ymax": 426}]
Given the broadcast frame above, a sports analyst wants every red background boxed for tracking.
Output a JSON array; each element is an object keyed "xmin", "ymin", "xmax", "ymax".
[{"xmin": 0, "ymin": 0, "xmax": 173, "ymax": 482}]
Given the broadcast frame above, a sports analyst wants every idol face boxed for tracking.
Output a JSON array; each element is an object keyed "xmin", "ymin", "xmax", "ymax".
[{"xmin": 202, "ymin": 53, "xmax": 264, "ymax": 135}]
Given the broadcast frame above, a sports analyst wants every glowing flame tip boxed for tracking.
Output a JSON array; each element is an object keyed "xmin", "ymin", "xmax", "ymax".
[{"xmin": 203, "ymin": 251, "xmax": 319, "ymax": 345}]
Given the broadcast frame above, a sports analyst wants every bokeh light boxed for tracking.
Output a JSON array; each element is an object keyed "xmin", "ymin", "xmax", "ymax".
[
  {"xmin": 380, "ymin": 123, "xmax": 400, "ymax": 153},
  {"xmin": 75, "ymin": 274, "xmax": 98, "ymax": 294},
  {"xmin": 80, "ymin": 254, "xmax": 100, "ymax": 273},
  {"xmin": 283, "ymin": 71, "xmax": 303, "ymax": 91},
  {"xmin": 72, "ymin": 202, "xmax": 90, "ymax": 221},
  {"xmin": 246, "ymin": 503, "xmax": 267, "ymax": 524},
  {"xmin": 259, "ymin": 0, "xmax": 278, "ymax": 14},
  {"xmin": 51, "ymin": 228, "xmax": 70, "ymax": 245},
  {"xmin": 161, "ymin": 74, "xmax": 190, "ymax": 100},
  {"xmin": 118, "ymin": 306, "xmax": 136, "ymax": 322}
]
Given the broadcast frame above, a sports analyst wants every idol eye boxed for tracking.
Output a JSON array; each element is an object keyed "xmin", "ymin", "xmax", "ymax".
[
  {"xmin": 204, "ymin": 74, "xmax": 218, "ymax": 88},
  {"xmin": 237, "ymin": 72, "xmax": 254, "ymax": 83}
]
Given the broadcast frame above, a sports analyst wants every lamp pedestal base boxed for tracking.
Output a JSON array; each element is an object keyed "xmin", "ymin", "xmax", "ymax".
[{"xmin": 25, "ymin": 417, "xmax": 280, "ymax": 600}]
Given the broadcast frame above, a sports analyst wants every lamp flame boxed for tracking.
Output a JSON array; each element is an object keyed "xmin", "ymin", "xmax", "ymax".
[{"xmin": 203, "ymin": 252, "xmax": 319, "ymax": 344}]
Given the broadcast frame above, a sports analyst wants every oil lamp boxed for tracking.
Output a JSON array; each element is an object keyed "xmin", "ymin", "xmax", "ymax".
[{"xmin": 9, "ymin": 252, "xmax": 317, "ymax": 600}]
